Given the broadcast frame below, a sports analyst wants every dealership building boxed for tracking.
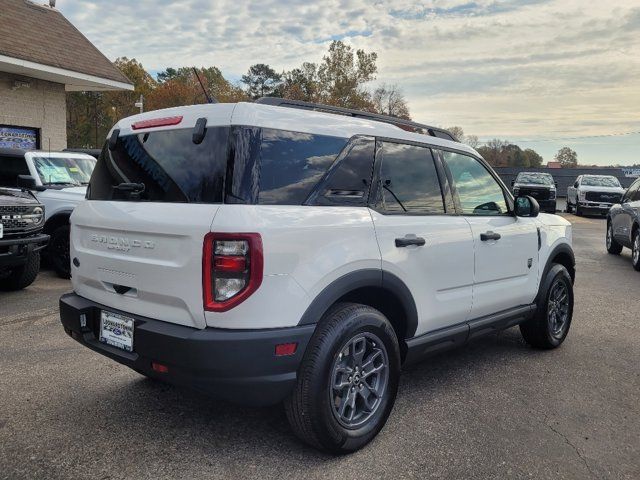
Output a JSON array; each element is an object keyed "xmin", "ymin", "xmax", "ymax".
[{"xmin": 0, "ymin": 0, "xmax": 132, "ymax": 151}]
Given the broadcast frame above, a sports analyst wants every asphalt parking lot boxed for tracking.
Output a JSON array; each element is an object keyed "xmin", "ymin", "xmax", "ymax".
[{"xmin": 1, "ymin": 214, "xmax": 638, "ymax": 480}]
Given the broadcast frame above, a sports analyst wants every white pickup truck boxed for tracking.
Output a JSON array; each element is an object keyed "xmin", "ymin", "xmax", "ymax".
[
  {"xmin": 0, "ymin": 148, "xmax": 95, "ymax": 277},
  {"xmin": 566, "ymin": 174, "xmax": 625, "ymax": 216}
]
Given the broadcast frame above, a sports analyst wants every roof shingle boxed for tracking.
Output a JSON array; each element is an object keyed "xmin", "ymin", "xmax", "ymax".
[{"xmin": 0, "ymin": 0, "xmax": 132, "ymax": 85}]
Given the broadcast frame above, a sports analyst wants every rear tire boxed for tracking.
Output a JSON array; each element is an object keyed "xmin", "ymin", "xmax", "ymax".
[
  {"xmin": 632, "ymin": 230, "xmax": 640, "ymax": 271},
  {"xmin": 285, "ymin": 303, "xmax": 400, "ymax": 454},
  {"xmin": 606, "ymin": 221, "xmax": 623, "ymax": 255},
  {"xmin": 520, "ymin": 264, "xmax": 573, "ymax": 349},
  {"xmin": 0, "ymin": 252, "xmax": 40, "ymax": 291},
  {"xmin": 50, "ymin": 225, "xmax": 71, "ymax": 279}
]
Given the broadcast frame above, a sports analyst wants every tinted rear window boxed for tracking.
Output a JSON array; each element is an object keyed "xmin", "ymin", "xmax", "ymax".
[{"xmin": 88, "ymin": 127, "xmax": 230, "ymax": 203}]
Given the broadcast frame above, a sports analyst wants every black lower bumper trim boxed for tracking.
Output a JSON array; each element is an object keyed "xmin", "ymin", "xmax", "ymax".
[
  {"xmin": 59, "ymin": 293, "xmax": 316, "ymax": 406},
  {"xmin": 0, "ymin": 233, "xmax": 49, "ymax": 267}
]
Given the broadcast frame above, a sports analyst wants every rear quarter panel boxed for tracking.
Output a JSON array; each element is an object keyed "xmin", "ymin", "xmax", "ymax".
[{"xmin": 205, "ymin": 205, "xmax": 381, "ymax": 329}]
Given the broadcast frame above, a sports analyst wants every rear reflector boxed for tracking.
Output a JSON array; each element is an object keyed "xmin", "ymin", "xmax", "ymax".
[
  {"xmin": 132, "ymin": 116, "xmax": 183, "ymax": 130},
  {"xmin": 275, "ymin": 343, "xmax": 298, "ymax": 357},
  {"xmin": 151, "ymin": 362, "xmax": 169, "ymax": 373},
  {"xmin": 213, "ymin": 255, "xmax": 247, "ymax": 272}
]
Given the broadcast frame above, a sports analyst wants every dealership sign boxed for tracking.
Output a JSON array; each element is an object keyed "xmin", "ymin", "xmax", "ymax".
[
  {"xmin": 622, "ymin": 168, "xmax": 640, "ymax": 178},
  {"xmin": 0, "ymin": 125, "xmax": 39, "ymax": 150}
]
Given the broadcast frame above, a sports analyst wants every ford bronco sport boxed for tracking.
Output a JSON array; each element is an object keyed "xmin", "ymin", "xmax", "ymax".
[
  {"xmin": 59, "ymin": 98, "xmax": 575, "ymax": 453},
  {"xmin": 0, "ymin": 178, "xmax": 48, "ymax": 290}
]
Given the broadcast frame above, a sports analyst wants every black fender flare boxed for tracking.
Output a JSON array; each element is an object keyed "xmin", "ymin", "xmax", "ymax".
[
  {"xmin": 536, "ymin": 243, "xmax": 575, "ymax": 303},
  {"xmin": 43, "ymin": 210, "xmax": 73, "ymax": 234},
  {"xmin": 297, "ymin": 269, "xmax": 419, "ymax": 338}
]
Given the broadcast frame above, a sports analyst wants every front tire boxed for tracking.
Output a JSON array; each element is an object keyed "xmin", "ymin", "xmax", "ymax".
[
  {"xmin": 0, "ymin": 252, "xmax": 40, "ymax": 291},
  {"xmin": 520, "ymin": 264, "xmax": 573, "ymax": 349},
  {"xmin": 285, "ymin": 303, "xmax": 400, "ymax": 454},
  {"xmin": 606, "ymin": 221, "xmax": 623, "ymax": 255},
  {"xmin": 50, "ymin": 225, "xmax": 71, "ymax": 279},
  {"xmin": 575, "ymin": 203, "xmax": 582, "ymax": 216},
  {"xmin": 632, "ymin": 230, "xmax": 640, "ymax": 271}
]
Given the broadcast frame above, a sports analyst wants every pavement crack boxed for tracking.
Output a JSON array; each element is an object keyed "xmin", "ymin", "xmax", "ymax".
[{"xmin": 545, "ymin": 421, "xmax": 597, "ymax": 478}]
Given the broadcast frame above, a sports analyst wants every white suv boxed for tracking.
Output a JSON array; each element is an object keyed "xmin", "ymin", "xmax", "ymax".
[{"xmin": 59, "ymin": 99, "xmax": 575, "ymax": 453}]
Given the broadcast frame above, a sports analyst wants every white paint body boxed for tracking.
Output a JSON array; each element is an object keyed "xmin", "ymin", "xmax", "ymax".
[
  {"xmin": 567, "ymin": 174, "xmax": 625, "ymax": 208},
  {"xmin": 70, "ymin": 102, "xmax": 573, "ymax": 335}
]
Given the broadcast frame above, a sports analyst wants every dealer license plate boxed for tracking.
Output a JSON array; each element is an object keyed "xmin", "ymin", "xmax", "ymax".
[{"xmin": 99, "ymin": 311, "xmax": 134, "ymax": 352}]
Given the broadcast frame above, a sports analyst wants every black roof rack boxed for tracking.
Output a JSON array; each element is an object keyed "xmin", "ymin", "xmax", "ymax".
[{"xmin": 255, "ymin": 97, "xmax": 459, "ymax": 142}]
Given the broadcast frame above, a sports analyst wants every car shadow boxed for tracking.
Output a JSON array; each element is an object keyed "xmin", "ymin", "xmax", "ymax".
[{"xmin": 73, "ymin": 328, "xmax": 538, "ymax": 463}]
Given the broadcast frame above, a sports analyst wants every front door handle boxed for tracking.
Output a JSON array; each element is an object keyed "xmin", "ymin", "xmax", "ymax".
[
  {"xmin": 395, "ymin": 236, "xmax": 426, "ymax": 248},
  {"xmin": 480, "ymin": 231, "xmax": 501, "ymax": 241}
]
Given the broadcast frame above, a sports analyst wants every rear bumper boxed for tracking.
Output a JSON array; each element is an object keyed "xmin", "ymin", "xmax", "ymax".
[
  {"xmin": 59, "ymin": 293, "xmax": 315, "ymax": 406},
  {"xmin": 0, "ymin": 233, "xmax": 49, "ymax": 267}
]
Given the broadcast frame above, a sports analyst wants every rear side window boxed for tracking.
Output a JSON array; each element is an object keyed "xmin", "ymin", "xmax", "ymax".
[
  {"xmin": 374, "ymin": 141, "xmax": 444, "ymax": 214},
  {"xmin": 227, "ymin": 127, "xmax": 348, "ymax": 205},
  {"xmin": 258, "ymin": 129, "xmax": 348, "ymax": 205},
  {"xmin": 88, "ymin": 127, "xmax": 230, "ymax": 203},
  {"xmin": 0, "ymin": 156, "xmax": 30, "ymax": 187}
]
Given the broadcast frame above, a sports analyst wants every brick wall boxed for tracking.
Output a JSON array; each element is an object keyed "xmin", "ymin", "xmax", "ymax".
[{"xmin": 0, "ymin": 72, "xmax": 67, "ymax": 150}]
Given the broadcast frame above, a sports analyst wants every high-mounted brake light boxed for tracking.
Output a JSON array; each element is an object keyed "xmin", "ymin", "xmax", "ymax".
[
  {"xmin": 203, "ymin": 233, "xmax": 263, "ymax": 312},
  {"xmin": 131, "ymin": 116, "xmax": 183, "ymax": 130}
]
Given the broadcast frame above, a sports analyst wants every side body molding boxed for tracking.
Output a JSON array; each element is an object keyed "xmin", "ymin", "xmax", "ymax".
[{"xmin": 297, "ymin": 269, "xmax": 419, "ymax": 338}]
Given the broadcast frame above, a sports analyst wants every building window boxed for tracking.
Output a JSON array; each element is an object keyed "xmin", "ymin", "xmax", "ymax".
[{"xmin": 0, "ymin": 125, "xmax": 40, "ymax": 150}]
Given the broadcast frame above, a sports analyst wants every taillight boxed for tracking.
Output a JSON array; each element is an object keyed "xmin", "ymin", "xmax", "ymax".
[
  {"xmin": 131, "ymin": 116, "xmax": 183, "ymax": 130},
  {"xmin": 203, "ymin": 233, "xmax": 263, "ymax": 312}
]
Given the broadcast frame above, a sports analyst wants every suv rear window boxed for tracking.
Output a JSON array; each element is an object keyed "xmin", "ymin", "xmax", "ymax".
[{"xmin": 89, "ymin": 127, "xmax": 230, "ymax": 203}]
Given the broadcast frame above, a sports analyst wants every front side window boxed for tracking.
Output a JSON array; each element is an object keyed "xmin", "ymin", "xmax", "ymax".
[
  {"xmin": 33, "ymin": 156, "xmax": 95, "ymax": 186},
  {"xmin": 374, "ymin": 141, "xmax": 444, "ymax": 214},
  {"xmin": 442, "ymin": 151, "xmax": 508, "ymax": 215},
  {"xmin": 623, "ymin": 179, "xmax": 640, "ymax": 202}
]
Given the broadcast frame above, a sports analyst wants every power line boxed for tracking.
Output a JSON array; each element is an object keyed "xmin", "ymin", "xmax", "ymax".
[{"xmin": 477, "ymin": 130, "xmax": 640, "ymax": 144}]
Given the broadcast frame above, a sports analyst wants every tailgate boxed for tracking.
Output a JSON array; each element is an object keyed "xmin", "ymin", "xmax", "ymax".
[{"xmin": 71, "ymin": 201, "xmax": 219, "ymax": 328}]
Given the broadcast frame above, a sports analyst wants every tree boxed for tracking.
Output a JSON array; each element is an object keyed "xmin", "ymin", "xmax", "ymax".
[
  {"xmin": 279, "ymin": 63, "xmax": 320, "ymax": 101},
  {"xmin": 477, "ymin": 139, "xmax": 544, "ymax": 167},
  {"xmin": 446, "ymin": 126, "xmax": 479, "ymax": 149},
  {"xmin": 241, "ymin": 64, "xmax": 282, "ymax": 99},
  {"xmin": 555, "ymin": 147, "xmax": 578, "ymax": 168},
  {"xmin": 316, "ymin": 41, "xmax": 378, "ymax": 109},
  {"xmin": 371, "ymin": 84, "xmax": 410, "ymax": 119}
]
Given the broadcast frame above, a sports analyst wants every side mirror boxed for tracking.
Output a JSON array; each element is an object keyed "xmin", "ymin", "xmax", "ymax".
[
  {"xmin": 573, "ymin": 182, "xmax": 579, "ymax": 188},
  {"xmin": 17, "ymin": 175, "xmax": 37, "ymax": 189},
  {"xmin": 555, "ymin": 181, "xmax": 558, "ymax": 188},
  {"xmin": 515, "ymin": 195, "xmax": 540, "ymax": 218},
  {"xmin": 511, "ymin": 179, "xmax": 515, "ymax": 187}
]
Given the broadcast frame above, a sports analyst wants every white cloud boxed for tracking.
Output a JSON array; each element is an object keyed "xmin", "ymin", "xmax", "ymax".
[{"xmin": 59, "ymin": 0, "xmax": 640, "ymax": 164}]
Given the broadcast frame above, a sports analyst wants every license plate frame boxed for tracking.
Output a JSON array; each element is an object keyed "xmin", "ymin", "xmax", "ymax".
[{"xmin": 99, "ymin": 310, "xmax": 134, "ymax": 352}]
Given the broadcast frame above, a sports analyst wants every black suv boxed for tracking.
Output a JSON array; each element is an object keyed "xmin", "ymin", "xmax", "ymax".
[
  {"xmin": 511, "ymin": 172, "xmax": 557, "ymax": 214},
  {"xmin": 0, "ymin": 179, "xmax": 49, "ymax": 290}
]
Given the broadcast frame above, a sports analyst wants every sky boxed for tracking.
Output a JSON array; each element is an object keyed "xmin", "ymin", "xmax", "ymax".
[{"xmin": 58, "ymin": 0, "xmax": 640, "ymax": 165}]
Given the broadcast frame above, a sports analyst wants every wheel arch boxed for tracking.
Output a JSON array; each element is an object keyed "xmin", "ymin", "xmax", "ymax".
[
  {"xmin": 542, "ymin": 242, "xmax": 575, "ymax": 287},
  {"xmin": 297, "ymin": 269, "xmax": 419, "ymax": 357},
  {"xmin": 43, "ymin": 210, "xmax": 72, "ymax": 235}
]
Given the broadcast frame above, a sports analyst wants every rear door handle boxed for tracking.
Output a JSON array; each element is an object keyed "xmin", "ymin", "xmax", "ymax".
[
  {"xmin": 395, "ymin": 236, "xmax": 426, "ymax": 247},
  {"xmin": 480, "ymin": 231, "xmax": 501, "ymax": 241}
]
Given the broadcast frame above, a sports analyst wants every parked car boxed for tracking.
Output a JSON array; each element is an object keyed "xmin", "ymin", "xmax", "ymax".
[
  {"xmin": 511, "ymin": 172, "xmax": 557, "ymax": 213},
  {"xmin": 606, "ymin": 177, "xmax": 640, "ymax": 270},
  {"xmin": 0, "ymin": 178, "xmax": 49, "ymax": 290},
  {"xmin": 566, "ymin": 174, "xmax": 625, "ymax": 216},
  {"xmin": 0, "ymin": 148, "xmax": 96, "ymax": 278},
  {"xmin": 59, "ymin": 99, "xmax": 575, "ymax": 453}
]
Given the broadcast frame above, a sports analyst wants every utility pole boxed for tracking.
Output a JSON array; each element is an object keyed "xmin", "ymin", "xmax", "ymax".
[{"xmin": 134, "ymin": 95, "xmax": 144, "ymax": 114}]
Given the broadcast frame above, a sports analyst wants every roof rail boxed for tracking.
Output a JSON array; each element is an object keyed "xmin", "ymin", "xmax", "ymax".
[{"xmin": 255, "ymin": 97, "xmax": 459, "ymax": 142}]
